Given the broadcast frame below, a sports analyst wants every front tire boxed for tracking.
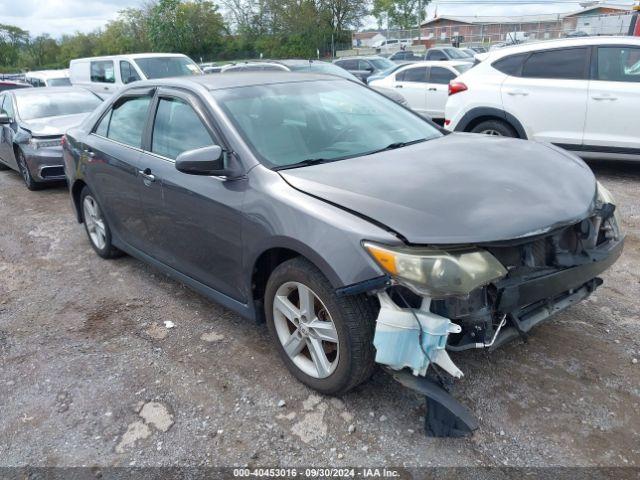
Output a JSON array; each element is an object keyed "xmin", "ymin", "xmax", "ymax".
[
  {"xmin": 470, "ymin": 119, "xmax": 517, "ymax": 137},
  {"xmin": 265, "ymin": 257, "xmax": 377, "ymax": 396},
  {"xmin": 80, "ymin": 186, "xmax": 122, "ymax": 259},
  {"xmin": 16, "ymin": 148, "xmax": 41, "ymax": 191}
]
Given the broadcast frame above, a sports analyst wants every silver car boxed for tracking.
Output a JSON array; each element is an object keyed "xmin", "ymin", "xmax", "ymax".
[{"xmin": 0, "ymin": 87, "xmax": 102, "ymax": 190}]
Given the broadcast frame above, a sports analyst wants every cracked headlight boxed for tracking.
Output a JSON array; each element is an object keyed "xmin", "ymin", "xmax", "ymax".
[
  {"xmin": 597, "ymin": 181, "xmax": 622, "ymax": 237},
  {"xmin": 363, "ymin": 242, "xmax": 507, "ymax": 298}
]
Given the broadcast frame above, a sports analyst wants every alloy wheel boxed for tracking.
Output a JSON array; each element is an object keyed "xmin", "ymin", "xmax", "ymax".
[
  {"xmin": 272, "ymin": 281, "xmax": 340, "ymax": 379},
  {"xmin": 83, "ymin": 195, "xmax": 107, "ymax": 250},
  {"xmin": 480, "ymin": 129, "xmax": 502, "ymax": 136}
]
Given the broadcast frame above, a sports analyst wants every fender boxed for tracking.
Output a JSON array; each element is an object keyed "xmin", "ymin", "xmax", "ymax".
[{"xmin": 454, "ymin": 107, "xmax": 528, "ymax": 140}]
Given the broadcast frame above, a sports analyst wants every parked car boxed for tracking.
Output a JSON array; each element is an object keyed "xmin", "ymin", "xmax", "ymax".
[
  {"xmin": 70, "ymin": 53, "xmax": 202, "ymax": 95},
  {"xmin": 445, "ymin": 37, "xmax": 640, "ymax": 160},
  {"xmin": 388, "ymin": 51, "xmax": 423, "ymax": 63},
  {"xmin": 424, "ymin": 47, "xmax": 474, "ymax": 62},
  {"xmin": 221, "ymin": 59, "xmax": 360, "ymax": 81},
  {"xmin": 219, "ymin": 59, "xmax": 407, "ymax": 105},
  {"xmin": 369, "ymin": 61, "xmax": 472, "ymax": 120},
  {"xmin": 63, "ymin": 72, "xmax": 622, "ymax": 399},
  {"xmin": 0, "ymin": 80, "xmax": 31, "ymax": 92},
  {"xmin": 25, "ymin": 69, "xmax": 71, "ymax": 87},
  {"xmin": 372, "ymin": 38, "xmax": 413, "ymax": 51},
  {"xmin": 469, "ymin": 46, "xmax": 488, "ymax": 53},
  {"xmin": 333, "ymin": 56, "xmax": 396, "ymax": 82},
  {"xmin": 0, "ymin": 87, "xmax": 102, "ymax": 189},
  {"xmin": 365, "ymin": 63, "xmax": 409, "ymax": 84},
  {"xmin": 459, "ymin": 48, "xmax": 477, "ymax": 58}
]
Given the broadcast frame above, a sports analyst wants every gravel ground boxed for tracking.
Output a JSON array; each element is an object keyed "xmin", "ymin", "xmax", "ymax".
[{"xmin": 0, "ymin": 160, "xmax": 638, "ymax": 468}]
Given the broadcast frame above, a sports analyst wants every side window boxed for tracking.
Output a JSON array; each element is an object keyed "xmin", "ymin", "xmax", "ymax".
[
  {"xmin": 2, "ymin": 95, "xmax": 14, "ymax": 118},
  {"xmin": 427, "ymin": 50, "xmax": 447, "ymax": 61},
  {"xmin": 400, "ymin": 67, "xmax": 427, "ymax": 83},
  {"xmin": 429, "ymin": 67, "xmax": 456, "ymax": 84},
  {"xmin": 90, "ymin": 60, "xmax": 116, "ymax": 84},
  {"xmin": 521, "ymin": 47, "xmax": 589, "ymax": 80},
  {"xmin": 151, "ymin": 97, "xmax": 214, "ymax": 160},
  {"xmin": 358, "ymin": 60, "xmax": 372, "ymax": 71},
  {"xmin": 492, "ymin": 53, "xmax": 528, "ymax": 76},
  {"xmin": 99, "ymin": 96, "xmax": 152, "ymax": 147},
  {"xmin": 342, "ymin": 60, "xmax": 358, "ymax": 70},
  {"xmin": 120, "ymin": 61, "xmax": 141, "ymax": 85},
  {"xmin": 596, "ymin": 46, "xmax": 640, "ymax": 83}
]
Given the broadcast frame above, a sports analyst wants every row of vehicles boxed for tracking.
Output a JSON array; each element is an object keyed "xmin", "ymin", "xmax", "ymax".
[{"xmin": 0, "ymin": 43, "xmax": 626, "ymax": 434}]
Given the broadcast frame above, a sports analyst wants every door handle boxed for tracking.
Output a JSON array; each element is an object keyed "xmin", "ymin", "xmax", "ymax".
[
  {"xmin": 138, "ymin": 168, "xmax": 155, "ymax": 183},
  {"xmin": 395, "ymin": 85, "xmax": 403, "ymax": 88},
  {"xmin": 428, "ymin": 87, "xmax": 437, "ymax": 91},
  {"xmin": 506, "ymin": 90, "xmax": 529, "ymax": 96},
  {"xmin": 83, "ymin": 148, "xmax": 95, "ymax": 158},
  {"xmin": 592, "ymin": 95, "xmax": 617, "ymax": 101}
]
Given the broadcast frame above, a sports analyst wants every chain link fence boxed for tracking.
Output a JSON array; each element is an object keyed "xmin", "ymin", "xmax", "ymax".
[{"xmin": 342, "ymin": 10, "xmax": 636, "ymax": 57}]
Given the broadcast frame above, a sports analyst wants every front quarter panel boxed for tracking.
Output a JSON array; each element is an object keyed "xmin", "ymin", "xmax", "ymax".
[{"xmin": 242, "ymin": 166, "xmax": 401, "ymax": 296}]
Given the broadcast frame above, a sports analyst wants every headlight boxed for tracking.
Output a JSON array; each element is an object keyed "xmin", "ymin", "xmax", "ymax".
[
  {"xmin": 597, "ymin": 181, "xmax": 622, "ymax": 238},
  {"xmin": 363, "ymin": 242, "xmax": 507, "ymax": 298},
  {"xmin": 29, "ymin": 137, "xmax": 62, "ymax": 149}
]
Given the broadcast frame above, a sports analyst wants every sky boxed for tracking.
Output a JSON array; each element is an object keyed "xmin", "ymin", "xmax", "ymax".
[{"xmin": 0, "ymin": 0, "xmax": 636, "ymax": 37}]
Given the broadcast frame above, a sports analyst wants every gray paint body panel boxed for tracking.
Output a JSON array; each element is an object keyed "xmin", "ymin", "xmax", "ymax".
[{"xmin": 281, "ymin": 133, "xmax": 597, "ymax": 244}]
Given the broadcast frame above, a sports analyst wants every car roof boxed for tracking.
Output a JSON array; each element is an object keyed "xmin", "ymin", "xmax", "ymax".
[
  {"xmin": 70, "ymin": 53, "xmax": 189, "ymax": 63},
  {"xmin": 25, "ymin": 69, "xmax": 69, "ymax": 79},
  {"xmin": 485, "ymin": 35, "xmax": 640, "ymax": 60},
  {"xmin": 9, "ymin": 86, "xmax": 94, "ymax": 97},
  {"xmin": 335, "ymin": 56, "xmax": 388, "ymax": 60},
  {"xmin": 130, "ymin": 72, "xmax": 345, "ymax": 91},
  {"xmin": 397, "ymin": 60, "xmax": 470, "ymax": 68}
]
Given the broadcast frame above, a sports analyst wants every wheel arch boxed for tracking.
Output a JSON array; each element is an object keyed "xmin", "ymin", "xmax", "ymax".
[
  {"xmin": 454, "ymin": 107, "xmax": 527, "ymax": 140},
  {"xmin": 249, "ymin": 241, "xmax": 343, "ymax": 323}
]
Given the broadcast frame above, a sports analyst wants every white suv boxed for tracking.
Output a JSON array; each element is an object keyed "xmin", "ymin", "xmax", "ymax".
[{"xmin": 445, "ymin": 37, "xmax": 640, "ymax": 160}]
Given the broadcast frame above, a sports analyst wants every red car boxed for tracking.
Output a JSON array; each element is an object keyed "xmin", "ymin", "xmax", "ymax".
[{"xmin": 0, "ymin": 80, "xmax": 32, "ymax": 93}]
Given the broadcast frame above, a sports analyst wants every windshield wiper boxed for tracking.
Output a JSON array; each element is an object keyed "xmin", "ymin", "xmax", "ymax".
[
  {"xmin": 273, "ymin": 158, "xmax": 330, "ymax": 171},
  {"xmin": 367, "ymin": 138, "xmax": 428, "ymax": 156}
]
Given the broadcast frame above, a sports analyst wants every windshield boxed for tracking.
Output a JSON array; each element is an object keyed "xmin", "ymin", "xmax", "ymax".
[
  {"xmin": 16, "ymin": 90, "xmax": 101, "ymax": 120},
  {"xmin": 213, "ymin": 79, "xmax": 441, "ymax": 168},
  {"xmin": 370, "ymin": 58, "xmax": 395, "ymax": 70},
  {"xmin": 48, "ymin": 78, "xmax": 71, "ymax": 86},
  {"xmin": 444, "ymin": 48, "xmax": 469, "ymax": 60},
  {"xmin": 134, "ymin": 56, "xmax": 201, "ymax": 79},
  {"xmin": 289, "ymin": 62, "xmax": 359, "ymax": 81}
]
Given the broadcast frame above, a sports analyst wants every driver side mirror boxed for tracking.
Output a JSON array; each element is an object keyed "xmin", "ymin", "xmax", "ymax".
[
  {"xmin": 0, "ymin": 114, "xmax": 12, "ymax": 124},
  {"xmin": 175, "ymin": 145, "xmax": 242, "ymax": 178}
]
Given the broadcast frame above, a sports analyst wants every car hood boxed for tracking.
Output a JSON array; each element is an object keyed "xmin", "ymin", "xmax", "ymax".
[
  {"xmin": 20, "ymin": 113, "xmax": 90, "ymax": 137},
  {"xmin": 279, "ymin": 134, "xmax": 597, "ymax": 244}
]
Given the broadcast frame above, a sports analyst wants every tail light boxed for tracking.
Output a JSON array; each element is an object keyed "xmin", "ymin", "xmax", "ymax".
[{"xmin": 448, "ymin": 81, "xmax": 468, "ymax": 96}]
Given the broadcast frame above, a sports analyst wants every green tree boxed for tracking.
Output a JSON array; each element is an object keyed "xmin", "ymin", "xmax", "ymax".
[
  {"xmin": 0, "ymin": 24, "xmax": 29, "ymax": 67},
  {"xmin": 372, "ymin": 0, "xmax": 427, "ymax": 30}
]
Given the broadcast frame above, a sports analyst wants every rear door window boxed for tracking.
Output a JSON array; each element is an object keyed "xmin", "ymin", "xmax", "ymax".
[
  {"xmin": 96, "ymin": 96, "xmax": 152, "ymax": 148},
  {"xmin": 151, "ymin": 97, "xmax": 214, "ymax": 160},
  {"xmin": 429, "ymin": 67, "xmax": 456, "ymax": 84},
  {"xmin": 91, "ymin": 60, "xmax": 116, "ymax": 83},
  {"xmin": 521, "ymin": 47, "xmax": 589, "ymax": 80},
  {"xmin": 398, "ymin": 67, "xmax": 427, "ymax": 82},
  {"xmin": 426, "ymin": 50, "xmax": 447, "ymax": 61},
  {"xmin": 596, "ymin": 46, "xmax": 640, "ymax": 82}
]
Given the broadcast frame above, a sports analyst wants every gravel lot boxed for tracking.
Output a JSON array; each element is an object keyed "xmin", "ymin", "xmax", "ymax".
[{"xmin": 0, "ymin": 160, "xmax": 638, "ymax": 468}]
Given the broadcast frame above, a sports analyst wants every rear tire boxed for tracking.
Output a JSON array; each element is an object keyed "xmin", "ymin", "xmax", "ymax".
[
  {"xmin": 16, "ymin": 148, "xmax": 41, "ymax": 191},
  {"xmin": 265, "ymin": 257, "xmax": 377, "ymax": 396},
  {"xmin": 470, "ymin": 119, "xmax": 518, "ymax": 138},
  {"xmin": 80, "ymin": 186, "xmax": 122, "ymax": 259}
]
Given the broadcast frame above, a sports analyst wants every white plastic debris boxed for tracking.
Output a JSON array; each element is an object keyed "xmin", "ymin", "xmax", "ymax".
[{"xmin": 163, "ymin": 321, "xmax": 175, "ymax": 329}]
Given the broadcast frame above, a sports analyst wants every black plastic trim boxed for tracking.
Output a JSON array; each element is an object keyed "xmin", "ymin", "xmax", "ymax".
[
  {"xmin": 454, "ymin": 107, "xmax": 528, "ymax": 139},
  {"xmin": 556, "ymin": 143, "xmax": 640, "ymax": 156}
]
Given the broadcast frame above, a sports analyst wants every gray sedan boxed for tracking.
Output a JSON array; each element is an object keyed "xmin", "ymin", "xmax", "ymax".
[
  {"xmin": 0, "ymin": 87, "xmax": 102, "ymax": 190},
  {"xmin": 62, "ymin": 73, "xmax": 623, "ymax": 406}
]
